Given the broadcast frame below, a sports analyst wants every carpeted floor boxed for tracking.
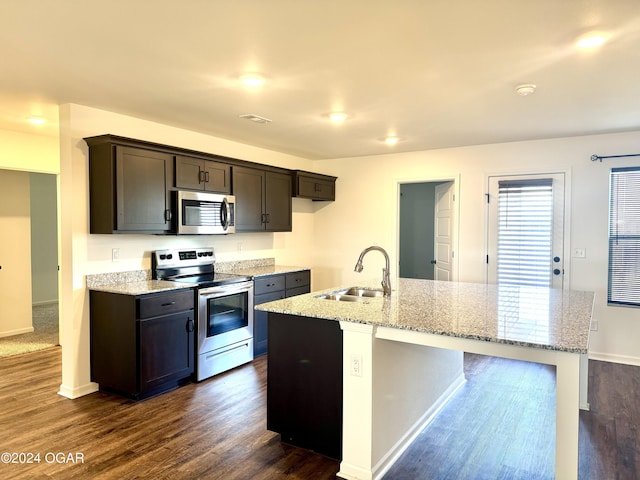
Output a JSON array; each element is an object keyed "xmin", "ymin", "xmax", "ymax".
[{"xmin": 0, "ymin": 303, "xmax": 59, "ymax": 357}]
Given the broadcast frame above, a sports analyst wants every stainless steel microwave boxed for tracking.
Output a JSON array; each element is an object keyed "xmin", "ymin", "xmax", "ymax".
[{"xmin": 176, "ymin": 191, "xmax": 236, "ymax": 235}]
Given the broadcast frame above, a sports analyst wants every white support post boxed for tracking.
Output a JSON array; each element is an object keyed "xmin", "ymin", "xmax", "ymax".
[
  {"xmin": 338, "ymin": 321, "xmax": 375, "ymax": 480},
  {"xmin": 555, "ymin": 351, "xmax": 581, "ymax": 479}
]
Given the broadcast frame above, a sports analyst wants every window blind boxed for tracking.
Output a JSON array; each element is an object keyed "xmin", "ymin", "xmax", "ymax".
[
  {"xmin": 497, "ymin": 179, "xmax": 553, "ymax": 287},
  {"xmin": 608, "ymin": 167, "xmax": 640, "ymax": 306}
]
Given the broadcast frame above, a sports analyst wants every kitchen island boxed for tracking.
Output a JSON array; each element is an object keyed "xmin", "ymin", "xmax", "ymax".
[{"xmin": 256, "ymin": 278, "xmax": 594, "ymax": 480}]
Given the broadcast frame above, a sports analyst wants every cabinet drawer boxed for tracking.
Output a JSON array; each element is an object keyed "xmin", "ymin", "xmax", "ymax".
[
  {"xmin": 254, "ymin": 275, "xmax": 286, "ymax": 295},
  {"xmin": 138, "ymin": 289, "xmax": 194, "ymax": 319},
  {"xmin": 285, "ymin": 270, "xmax": 310, "ymax": 290},
  {"xmin": 285, "ymin": 286, "xmax": 310, "ymax": 298},
  {"xmin": 255, "ymin": 291, "xmax": 286, "ymax": 305}
]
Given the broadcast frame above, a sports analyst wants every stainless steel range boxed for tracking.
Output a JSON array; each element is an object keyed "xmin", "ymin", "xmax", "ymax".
[{"xmin": 153, "ymin": 248, "xmax": 254, "ymax": 381}]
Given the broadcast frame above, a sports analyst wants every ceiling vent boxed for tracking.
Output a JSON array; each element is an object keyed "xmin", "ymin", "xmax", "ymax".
[{"xmin": 239, "ymin": 114, "xmax": 272, "ymax": 124}]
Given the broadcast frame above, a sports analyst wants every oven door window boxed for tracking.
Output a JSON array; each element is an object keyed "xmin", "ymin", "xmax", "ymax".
[{"xmin": 206, "ymin": 292, "xmax": 248, "ymax": 337}]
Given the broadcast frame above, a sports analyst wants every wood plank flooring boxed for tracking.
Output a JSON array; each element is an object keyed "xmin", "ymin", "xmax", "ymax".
[{"xmin": 0, "ymin": 347, "xmax": 638, "ymax": 479}]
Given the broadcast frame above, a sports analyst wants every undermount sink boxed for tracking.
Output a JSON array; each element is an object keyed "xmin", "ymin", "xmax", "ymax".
[
  {"xmin": 319, "ymin": 294, "xmax": 364, "ymax": 302},
  {"xmin": 342, "ymin": 287, "xmax": 384, "ymax": 298},
  {"xmin": 316, "ymin": 287, "xmax": 385, "ymax": 302}
]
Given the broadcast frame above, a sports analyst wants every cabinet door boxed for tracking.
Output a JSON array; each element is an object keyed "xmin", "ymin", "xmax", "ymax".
[
  {"xmin": 254, "ymin": 290, "xmax": 285, "ymax": 357},
  {"xmin": 139, "ymin": 311, "xmax": 195, "ymax": 393},
  {"xmin": 265, "ymin": 171, "xmax": 292, "ymax": 232},
  {"xmin": 232, "ymin": 166, "xmax": 265, "ymax": 231},
  {"xmin": 296, "ymin": 174, "xmax": 336, "ymax": 201},
  {"xmin": 175, "ymin": 155, "xmax": 204, "ymax": 190},
  {"xmin": 116, "ymin": 146, "xmax": 173, "ymax": 232},
  {"xmin": 204, "ymin": 161, "xmax": 231, "ymax": 194},
  {"xmin": 267, "ymin": 313, "xmax": 343, "ymax": 460}
]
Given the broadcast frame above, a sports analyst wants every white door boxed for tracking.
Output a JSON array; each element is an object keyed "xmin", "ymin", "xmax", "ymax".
[
  {"xmin": 487, "ymin": 173, "xmax": 565, "ymax": 289},
  {"xmin": 0, "ymin": 170, "xmax": 33, "ymax": 337},
  {"xmin": 434, "ymin": 182, "xmax": 454, "ymax": 281}
]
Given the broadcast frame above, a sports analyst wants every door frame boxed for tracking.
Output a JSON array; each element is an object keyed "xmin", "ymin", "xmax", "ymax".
[
  {"xmin": 397, "ymin": 176, "xmax": 460, "ymax": 281},
  {"xmin": 484, "ymin": 168, "xmax": 572, "ymax": 288}
]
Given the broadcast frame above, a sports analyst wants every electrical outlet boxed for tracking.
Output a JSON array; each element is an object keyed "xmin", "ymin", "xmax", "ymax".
[
  {"xmin": 112, "ymin": 248, "xmax": 120, "ymax": 262},
  {"xmin": 591, "ymin": 319, "xmax": 598, "ymax": 331},
  {"xmin": 350, "ymin": 354, "xmax": 363, "ymax": 377},
  {"xmin": 573, "ymin": 248, "xmax": 586, "ymax": 258}
]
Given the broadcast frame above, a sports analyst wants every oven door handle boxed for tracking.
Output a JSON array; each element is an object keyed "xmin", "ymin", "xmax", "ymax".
[{"xmin": 198, "ymin": 281, "xmax": 254, "ymax": 296}]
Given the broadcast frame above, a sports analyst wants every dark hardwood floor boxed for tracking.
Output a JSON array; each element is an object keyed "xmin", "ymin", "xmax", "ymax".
[{"xmin": 0, "ymin": 347, "xmax": 638, "ymax": 479}]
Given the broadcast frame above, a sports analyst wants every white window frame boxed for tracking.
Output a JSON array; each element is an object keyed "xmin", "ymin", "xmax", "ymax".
[{"xmin": 608, "ymin": 167, "xmax": 640, "ymax": 307}]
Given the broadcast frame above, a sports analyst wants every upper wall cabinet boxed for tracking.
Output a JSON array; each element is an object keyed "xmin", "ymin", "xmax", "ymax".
[
  {"xmin": 293, "ymin": 171, "xmax": 336, "ymax": 201},
  {"xmin": 86, "ymin": 137, "xmax": 174, "ymax": 234},
  {"xmin": 175, "ymin": 155, "xmax": 231, "ymax": 194},
  {"xmin": 232, "ymin": 166, "xmax": 292, "ymax": 232}
]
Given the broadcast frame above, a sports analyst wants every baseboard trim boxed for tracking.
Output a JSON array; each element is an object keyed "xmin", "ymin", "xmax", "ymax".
[
  {"xmin": 589, "ymin": 351, "xmax": 640, "ymax": 367},
  {"xmin": 0, "ymin": 326, "xmax": 35, "ymax": 338},
  {"xmin": 33, "ymin": 300, "xmax": 58, "ymax": 307},
  {"xmin": 371, "ymin": 373, "xmax": 467, "ymax": 480},
  {"xmin": 58, "ymin": 382, "xmax": 99, "ymax": 399}
]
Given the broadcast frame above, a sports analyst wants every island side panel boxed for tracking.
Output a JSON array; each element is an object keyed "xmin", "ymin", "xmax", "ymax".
[
  {"xmin": 266, "ymin": 312, "xmax": 343, "ymax": 460},
  {"xmin": 338, "ymin": 322, "xmax": 465, "ymax": 480},
  {"xmin": 371, "ymin": 339, "xmax": 465, "ymax": 472}
]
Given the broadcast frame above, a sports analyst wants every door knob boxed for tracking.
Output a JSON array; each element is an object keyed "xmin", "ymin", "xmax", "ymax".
[
  {"xmin": 553, "ymin": 256, "xmax": 561, "ymax": 263},
  {"xmin": 430, "ymin": 260, "xmax": 437, "ymax": 265},
  {"xmin": 553, "ymin": 268, "xmax": 562, "ymax": 275}
]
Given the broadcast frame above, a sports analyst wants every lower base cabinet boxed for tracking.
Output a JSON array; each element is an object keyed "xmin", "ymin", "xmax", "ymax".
[
  {"xmin": 90, "ymin": 289, "xmax": 195, "ymax": 399},
  {"xmin": 266, "ymin": 312, "xmax": 343, "ymax": 460},
  {"xmin": 253, "ymin": 270, "xmax": 310, "ymax": 357}
]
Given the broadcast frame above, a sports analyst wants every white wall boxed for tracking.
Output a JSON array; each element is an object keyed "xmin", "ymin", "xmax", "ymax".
[
  {"xmin": 30, "ymin": 173, "xmax": 59, "ymax": 304},
  {"xmin": 58, "ymin": 104, "xmax": 319, "ymax": 397},
  {"xmin": 312, "ymin": 130, "xmax": 640, "ymax": 365},
  {"xmin": 0, "ymin": 170, "xmax": 33, "ymax": 337}
]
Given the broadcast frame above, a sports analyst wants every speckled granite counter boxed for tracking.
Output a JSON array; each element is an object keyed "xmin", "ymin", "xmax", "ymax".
[
  {"xmin": 255, "ymin": 277, "xmax": 595, "ymax": 354},
  {"xmin": 85, "ymin": 258, "xmax": 310, "ymax": 295},
  {"xmin": 226, "ymin": 264, "xmax": 310, "ymax": 278},
  {"xmin": 87, "ymin": 279, "xmax": 191, "ymax": 295}
]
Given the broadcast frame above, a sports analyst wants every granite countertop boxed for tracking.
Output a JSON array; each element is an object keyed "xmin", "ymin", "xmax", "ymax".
[
  {"xmin": 255, "ymin": 278, "xmax": 595, "ymax": 354},
  {"xmin": 226, "ymin": 265, "xmax": 309, "ymax": 278},
  {"xmin": 88, "ymin": 280, "xmax": 192, "ymax": 295},
  {"xmin": 86, "ymin": 259, "xmax": 310, "ymax": 295}
]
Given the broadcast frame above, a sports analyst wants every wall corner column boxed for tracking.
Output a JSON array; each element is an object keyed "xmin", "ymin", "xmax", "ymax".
[{"xmin": 338, "ymin": 321, "xmax": 375, "ymax": 480}]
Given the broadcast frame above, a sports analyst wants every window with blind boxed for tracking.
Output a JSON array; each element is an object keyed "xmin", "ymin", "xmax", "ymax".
[
  {"xmin": 497, "ymin": 179, "xmax": 554, "ymax": 287},
  {"xmin": 608, "ymin": 167, "xmax": 640, "ymax": 306}
]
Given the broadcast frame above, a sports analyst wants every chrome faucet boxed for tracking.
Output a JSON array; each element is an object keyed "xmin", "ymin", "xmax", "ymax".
[{"xmin": 354, "ymin": 246, "xmax": 392, "ymax": 296}]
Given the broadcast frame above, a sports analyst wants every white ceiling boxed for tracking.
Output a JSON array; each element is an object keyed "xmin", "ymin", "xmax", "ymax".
[{"xmin": 1, "ymin": 0, "xmax": 639, "ymax": 160}]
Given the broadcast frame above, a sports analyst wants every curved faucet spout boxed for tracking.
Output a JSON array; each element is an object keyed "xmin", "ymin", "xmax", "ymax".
[{"xmin": 354, "ymin": 246, "xmax": 392, "ymax": 296}]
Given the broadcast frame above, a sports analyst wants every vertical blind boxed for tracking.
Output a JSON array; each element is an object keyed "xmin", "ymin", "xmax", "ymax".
[
  {"xmin": 609, "ymin": 167, "xmax": 640, "ymax": 306},
  {"xmin": 497, "ymin": 179, "xmax": 553, "ymax": 287}
]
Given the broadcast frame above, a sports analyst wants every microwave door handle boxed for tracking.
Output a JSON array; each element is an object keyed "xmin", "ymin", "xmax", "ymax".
[{"xmin": 221, "ymin": 198, "xmax": 229, "ymax": 230}]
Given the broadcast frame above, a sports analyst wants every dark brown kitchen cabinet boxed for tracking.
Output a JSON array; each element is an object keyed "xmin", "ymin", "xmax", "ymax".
[
  {"xmin": 232, "ymin": 166, "xmax": 292, "ymax": 232},
  {"xmin": 87, "ymin": 140, "xmax": 174, "ymax": 234},
  {"xmin": 253, "ymin": 270, "xmax": 310, "ymax": 357},
  {"xmin": 175, "ymin": 155, "xmax": 231, "ymax": 194},
  {"xmin": 267, "ymin": 312, "xmax": 343, "ymax": 460},
  {"xmin": 90, "ymin": 288, "xmax": 195, "ymax": 399},
  {"xmin": 293, "ymin": 171, "xmax": 337, "ymax": 201}
]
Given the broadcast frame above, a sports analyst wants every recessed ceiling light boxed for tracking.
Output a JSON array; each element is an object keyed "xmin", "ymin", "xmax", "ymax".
[
  {"xmin": 384, "ymin": 136, "xmax": 400, "ymax": 146},
  {"xmin": 27, "ymin": 116, "xmax": 46, "ymax": 125},
  {"xmin": 577, "ymin": 34, "xmax": 607, "ymax": 49},
  {"xmin": 327, "ymin": 112, "xmax": 348, "ymax": 124},
  {"xmin": 515, "ymin": 84, "xmax": 536, "ymax": 96},
  {"xmin": 239, "ymin": 73, "xmax": 266, "ymax": 88},
  {"xmin": 239, "ymin": 113, "xmax": 272, "ymax": 124}
]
